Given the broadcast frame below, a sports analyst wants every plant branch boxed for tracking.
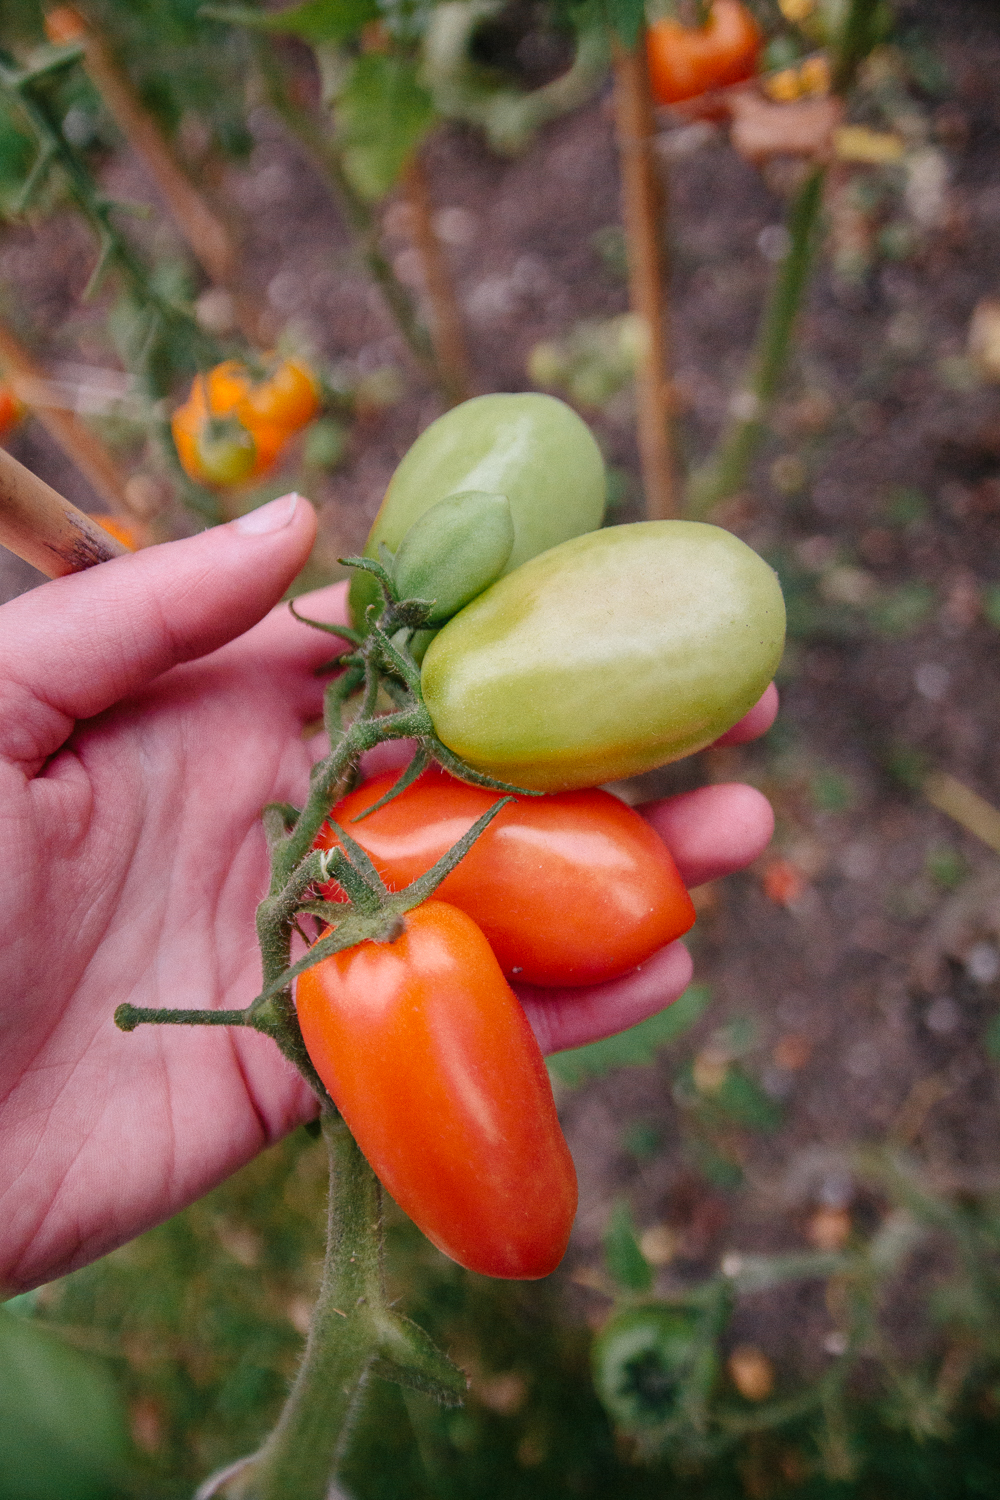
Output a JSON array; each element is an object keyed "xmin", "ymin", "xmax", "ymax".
[{"xmin": 253, "ymin": 43, "xmax": 444, "ymax": 391}]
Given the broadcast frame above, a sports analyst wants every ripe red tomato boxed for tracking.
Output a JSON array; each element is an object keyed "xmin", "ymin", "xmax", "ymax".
[
  {"xmin": 646, "ymin": 0, "xmax": 762, "ymax": 106},
  {"xmin": 295, "ymin": 901, "xmax": 578, "ymax": 1278},
  {"xmin": 315, "ymin": 766, "xmax": 695, "ymax": 987}
]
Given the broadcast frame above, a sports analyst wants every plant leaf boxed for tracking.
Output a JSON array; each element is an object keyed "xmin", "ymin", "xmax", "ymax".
[
  {"xmin": 547, "ymin": 985, "xmax": 710, "ymax": 1087},
  {"xmin": 202, "ymin": 0, "xmax": 380, "ymax": 44}
]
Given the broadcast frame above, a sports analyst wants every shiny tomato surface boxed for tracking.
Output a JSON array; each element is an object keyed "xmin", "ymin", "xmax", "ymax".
[
  {"xmin": 295, "ymin": 901, "xmax": 578, "ymax": 1279},
  {"xmin": 315, "ymin": 766, "xmax": 696, "ymax": 986},
  {"xmin": 646, "ymin": 0, "xmax": 762, "ymax": 106}
]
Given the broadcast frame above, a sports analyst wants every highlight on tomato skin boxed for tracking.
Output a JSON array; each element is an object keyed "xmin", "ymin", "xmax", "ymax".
[
  {"xmin": 295, "ymin": 901, "xmax": 578, "ymax": 1280},
  {"xmin": 646, "ymin": 0, "xmax": 763, "ymax": 107},
  {"xmin": 315, "ymin": 766, "xmax": 696, "ymax": 987}
]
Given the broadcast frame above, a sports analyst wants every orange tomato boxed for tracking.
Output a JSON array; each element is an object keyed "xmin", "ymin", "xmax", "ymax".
[
  {"xmin": 170, "ymin": 357, "xmax": 319, "ymax": 487},
  {"xmin": 646, "ymin": 0, "xmax": 762, "ymax": 106},
  {"xmin": 92, "ymin": 516, "xmax": 138, "ymax": 550},
  {"xmin": 43, "ymin": 6, "xmax": 87, "ymax": 44},
  {"xmin": 296, "ymin": 901, "xmax": 577, "ymax": 1279},
  {"xmin": 0, "ymin": 383, "xmax": 25, "ymax": 439}
]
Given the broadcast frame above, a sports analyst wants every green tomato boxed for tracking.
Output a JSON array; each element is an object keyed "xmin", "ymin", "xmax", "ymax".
[
  {"xmin": 349, "ymin": 393, "xmax": 606, "ymax": 629},
  {"xmin": 390, "ymin": 490, "xmax": 514, "ymax": 625},
  {"xmin": 592, "ymin": 1305, "xmax": 702, "ymax": 1430},
  {"xmin": 420, "ymin": 521, "xmax": 785, "ymax": 792}
]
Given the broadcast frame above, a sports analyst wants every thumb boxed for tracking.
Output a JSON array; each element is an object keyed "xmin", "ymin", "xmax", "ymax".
[{"xmin": 0, "ymin": 493, "xmax": 317, "ymax": 772}]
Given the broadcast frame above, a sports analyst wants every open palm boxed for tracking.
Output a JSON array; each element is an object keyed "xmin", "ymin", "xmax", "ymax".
[{"xmin": 0, "ymin": 495, "xmax": 774, "ymax": 1293}]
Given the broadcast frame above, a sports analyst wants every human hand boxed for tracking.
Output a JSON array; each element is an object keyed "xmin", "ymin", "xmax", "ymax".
[{"xmin": 0, "ymin": 496, "xmax": 773, "ymax": 1292}]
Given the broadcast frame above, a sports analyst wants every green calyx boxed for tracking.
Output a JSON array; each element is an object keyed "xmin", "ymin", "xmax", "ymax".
[{"xmin": 389, "ymin": 490, "xmax": 515, "ymax": 625}]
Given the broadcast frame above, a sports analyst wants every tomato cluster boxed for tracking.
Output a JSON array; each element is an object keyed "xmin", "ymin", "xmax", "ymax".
[
  {"xmin": 171, "ymin": 357, "xmax": 320, "ymax": 487},
  {"xmin": 294, "ymin": 393, "xmax": 785, "ymax": 1281}
]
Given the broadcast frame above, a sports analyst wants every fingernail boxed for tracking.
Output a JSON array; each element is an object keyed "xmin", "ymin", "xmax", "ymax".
[{"xmin": 233, "ymin": 492, "xmax": 300, "ymax": 535}]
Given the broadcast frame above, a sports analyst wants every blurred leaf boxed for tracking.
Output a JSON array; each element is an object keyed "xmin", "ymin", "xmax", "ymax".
[
  {"xmin": 712, "ymin": 1067, "xmax": 784, "ymax": 1132},
  {"xmin": 202, "ymin": 0, "xmax": 380, "ymax": 43},
  {"xmin": 866, "ymin": 581, "xmax": 936, "ymax": 638},
  {"xmin": 985, "ymin": 1013, "xmax": 1000, "ymax": 1062},
  {"xmin": 547, "ymin": 985, "xmax": 710, "ymax": 1087},
  {"xmin": 811, "ymin": 768, "xmax": 855, "ymax": 813},
  {"xmin": 604, "ymin": 1202, "xmax": 654, "ymax": 1294},
  {"xmin": 600, "ymin": 0, "xmax": 646, "ymax": 49},
  {"xmin": 336, "ymin": 55, "xmax": 434, "ymax": 200},
  {"xmin": 0, "ymin": 1306, "xmax": 131, "ymax": 1499}
]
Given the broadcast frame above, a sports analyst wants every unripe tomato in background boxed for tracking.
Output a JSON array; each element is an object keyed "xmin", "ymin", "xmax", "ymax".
[
  {"xmin": 349, "ymin": 392, "xmax": 606, "ymax": 629},
  {"xmin": 316, "ymin": 766, "xmax": 695, "ymax": 985},
  {"xmin": 295, "ymin": 901, "xmax": 578, "ymax": 1279},
  {"xmin": 646, "ymin": 0, "xmax": 762, "ymax": 106},
  {"xmin": 421, "ymin": 520, "xmax": 786, "ymax": 791},
  {"xmin": 170, "ymin": 356, "xmax": 319, "ymax": 486}
]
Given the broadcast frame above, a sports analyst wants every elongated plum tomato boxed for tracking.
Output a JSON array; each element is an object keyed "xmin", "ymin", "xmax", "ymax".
[
  {"xmin": 646, "ymin": 0, "xmax": 762, "ymax": 107},
  {"xmin": 315, "ymin": 767, "xmax": 695, "ymax": 986},
  {"xmin": 295, "ymin": 901, "xmax": 578, "ymax": 1278},
  {"xmin": 349, "ymin": 392, "xmax": 606, "ymax": 629},
  {"xmin": 420, "ymin": 521, "xmax": 786, "ymax": 792}
]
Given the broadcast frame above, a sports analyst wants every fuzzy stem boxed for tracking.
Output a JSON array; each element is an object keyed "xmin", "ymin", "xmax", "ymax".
[
  {"xmin": 227, "ymin": 1117, "xmax": 386, "ymax": 1500},
  {"xmin": 254, "ymin": 45, "xmax": 444, "ymax": 392},
  {"xmin": 684, "ymin": 165, "xmax": 825, "ymax": 516},
  {"xmin": 0, "ymin": 319, "xmax": 138, "ymax": 518},
  {"xmin": 611, "ymin": 31, "xmax": 676, "ymax": 520},
  {"xmin": 400, "ymin": 150, "xmax": 472, "ymax": 406}
]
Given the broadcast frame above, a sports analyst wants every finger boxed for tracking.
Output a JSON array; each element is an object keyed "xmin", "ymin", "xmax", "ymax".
[
  {"xmin": 0, "ymin": 493, "xmax": 316, "ymax": 772},
  {"xmin": 639, "ymin": 782, "xmax": 774, "ymax": 889},
  {"xmin": 712, "ymin": 682, "xmax": 778, "ymax": 747},
  {"xmin": 517, "ymin": 942, "xmax": 694, "ymax": 1056}
]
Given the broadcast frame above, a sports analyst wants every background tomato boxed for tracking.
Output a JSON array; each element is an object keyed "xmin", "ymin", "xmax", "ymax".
[
  {"xmin": 348, "ymin": 392, "xmax": 606, "ymax": 629},
  {"xmin": 316, "ymin": 766, "xmax": 695, "ymax": 986},
  {"xmin": 420, "ymin": 520, "xmax": 786, "ymax": 791},
  {"xmin": 646, "ymin": 0, "xmax": 762, "ymax": 106},
  {"xmin": 0, "ymin": 382, "xmax": 25, "ymax": 439},
  {"xmin": 170, "ymin": 357, "xmax": 319, "ymax": 486},
  {"xmin": 295, "ymin": 901, "xmax": 578, "ymax": 1279}
]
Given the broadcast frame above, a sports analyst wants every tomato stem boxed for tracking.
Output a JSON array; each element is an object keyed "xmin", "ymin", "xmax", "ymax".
[{"xmin": 211, "ymin": 1115, "xmax": 464, "ymax": 1500}]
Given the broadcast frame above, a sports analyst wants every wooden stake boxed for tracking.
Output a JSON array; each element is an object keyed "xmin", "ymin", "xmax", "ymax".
[
  {"xmin": 0, "ymin": 320, "xmax": 137, "ymax": 517},
  {"xmin": 611, "ymin": 33, "xmax": 676, "ymax": 519},
  {"xmin": 400, "ymin": 152, "xmax": 473, "ymax": 407},
  {"xmin": 0, "ymin": 445, "xmax": 130, "ymax": 577}
]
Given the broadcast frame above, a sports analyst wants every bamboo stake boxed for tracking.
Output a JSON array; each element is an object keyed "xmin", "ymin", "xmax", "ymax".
[
  {"xmin": 400, "ymin": 151, "xmax": 472, "ymax": 406},
  {"xmin": 45, "ymin": 7, "xmax": 261, "ymax": 339},
  {"xmin": 611, "ymin": 33, "xmax": 676, "ymax": 520},
  {"xmin": 0, "ymin": 445, "xmax": 130, "ymax": 576},
  {"xmin": 0, "ymin": 319, "xmax": 136, "ymax": 517}
]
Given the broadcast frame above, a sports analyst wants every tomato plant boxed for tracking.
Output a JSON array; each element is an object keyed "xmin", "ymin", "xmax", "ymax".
[
  {"xmin": 421, "ymin": 520, "xmax": 786, "ymax": 791},
  {"xmin": 295, "ymin": 901, "xmax": 578, "ymax": 1279},
  {"xmin": 646, "ymin": 0, "xmax": 763, "ymax": 106},
  {"xmin": 348, "ymin": 392, "xmax": 606, "ymax": 629},
  {"xmin": 315, "ymin": 766, "xmax": 695, "ymax": 986}
]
